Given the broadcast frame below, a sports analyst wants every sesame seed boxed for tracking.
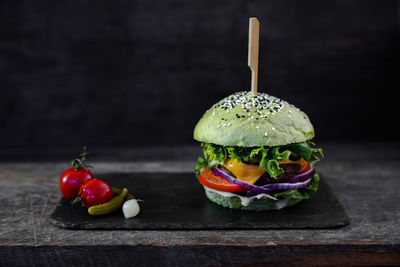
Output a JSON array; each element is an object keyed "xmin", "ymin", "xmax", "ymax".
[{"xmin": 213, "ymin": 92, "xmax": 285, "ymax": 113}]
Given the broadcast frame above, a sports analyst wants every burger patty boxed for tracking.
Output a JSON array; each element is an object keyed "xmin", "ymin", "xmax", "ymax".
[{"xmin": 254, "ymin": 164, "xmax": 301, "ymax": 186}]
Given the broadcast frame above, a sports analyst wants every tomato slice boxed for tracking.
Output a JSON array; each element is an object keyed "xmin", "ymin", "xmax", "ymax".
[
  {"xmin": 198, "ymin": 167, "xmax": 247, "ymax": 193},
  {"xmin": 298, "ymin": 158, "xmax": 311, "ymax": 174}
]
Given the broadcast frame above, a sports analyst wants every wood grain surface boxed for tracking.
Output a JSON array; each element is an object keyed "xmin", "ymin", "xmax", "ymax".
[{"xmin": 0, "ymin": 142, "xmax": 399, "ymax": 265}]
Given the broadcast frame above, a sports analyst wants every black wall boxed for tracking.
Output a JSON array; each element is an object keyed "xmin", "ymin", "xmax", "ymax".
[{"xmin": 1, "ymin": 0, "xmax": 399, "ymax": 149}]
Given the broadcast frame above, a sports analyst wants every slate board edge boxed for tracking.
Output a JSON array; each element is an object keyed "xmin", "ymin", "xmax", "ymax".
[
  {"xmin": 49, "ymin": 215, "xmax": 350, "ymax": 230},
  {"xmin": 49, "ymin": 201, "xmax": 350, "ymax": 231}
]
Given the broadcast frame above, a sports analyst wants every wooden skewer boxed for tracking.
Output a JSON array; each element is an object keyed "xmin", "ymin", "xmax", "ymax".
[{"xmin": 248, "ymin": 17, "xmax": 260, "ymax": 95}]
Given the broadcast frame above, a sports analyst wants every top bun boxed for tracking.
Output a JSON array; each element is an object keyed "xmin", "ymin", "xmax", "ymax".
[{"xmin": 194, "ymin": 91, "xmax": 314, "ymax": 147}]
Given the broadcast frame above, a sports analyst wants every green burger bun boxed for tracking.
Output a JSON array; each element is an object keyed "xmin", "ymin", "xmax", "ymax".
[{"xmin": 194, "ymin": 91, "xmax": 314, "ymax": 147}]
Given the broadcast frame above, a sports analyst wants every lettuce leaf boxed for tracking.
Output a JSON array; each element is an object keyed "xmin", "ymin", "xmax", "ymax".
[
  {"xmin": 265, "ymin": 159, "xmax": 285, "ymax": 178},
  {"xmin": 271, "ymin": 147, "xmax": 291, "ymax": 161},
  {"xmin": 202, "ymin": 143, "xmax": 226, "ymax": 168},
  {"xmin": 249, "ymin": 146, "xmax": 269, "ymax": 165},
  {"xmin": 195, "ymin": 157, "xmax": 208, "ymax": 178},
  {"xmin": 226, "ymin": 146, "xmax": 250, "ymax": 162},
  {"xmin": 284, "ymin": 141, "xmax": 324, "ymax": 166}
]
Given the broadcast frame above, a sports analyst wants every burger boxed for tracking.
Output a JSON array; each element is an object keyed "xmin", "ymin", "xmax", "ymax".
[{"xmin": 194, "ymin": 91, "xmax": 323, "ymax": 211}]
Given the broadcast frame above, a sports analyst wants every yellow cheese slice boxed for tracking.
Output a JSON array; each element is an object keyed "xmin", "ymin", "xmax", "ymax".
[{"xmin": 223, "ymin": 159, "xmax": 267, "ymax": 185}]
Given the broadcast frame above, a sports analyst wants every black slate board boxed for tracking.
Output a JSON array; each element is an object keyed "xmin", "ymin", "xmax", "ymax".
[{"xmin": 50, "ymin": 172, "xmax": 349, "ymax": 230}]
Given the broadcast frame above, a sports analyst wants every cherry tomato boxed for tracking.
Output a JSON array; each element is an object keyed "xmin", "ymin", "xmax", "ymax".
[
  {"xmin": 77, "ymin": 179, "xmax": 113, "ymax": 208},
  {"xmin": 198, "ymin": 167, "xmax": 247, "ymax": 193},
  {"xmin": 60, "ymin": 168, "xmax": 93, "ymax": 201}
]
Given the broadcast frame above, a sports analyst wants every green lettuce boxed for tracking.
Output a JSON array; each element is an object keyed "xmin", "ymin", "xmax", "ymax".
[
  {"xmin": 265, "ymin": 159, "xmax": 284, "ymax": 178},
  {"xmin": 271, "ymin": 147, "xmax": 291, "ymax": 161},
  {"xmin": 202, "ymin": 143, "xmax": 226, "ymax": 168},
  {"xmin": 285, "ymin": 141, "xmax": 324, "ymax": 166},
  {"xmin": 195, "ymin": 157, "xmax": 208, "ymax": 178}
]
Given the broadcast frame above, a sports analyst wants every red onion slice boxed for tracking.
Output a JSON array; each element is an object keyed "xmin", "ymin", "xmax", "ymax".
[
  {"xmin": 286, "ymin": 168, "xmax": 315, "ymax": 183},
  {"xmin": 212, "ymin": 168, "xmax": 272, "ymax": 195},
  {"xmin": 251, "ymin": 168, "xmax": 315, "ymax": 190},
  {"xmin": 213, "ymin": 167, "xmax": 316, "ymax": 197},
  {"xmin": 262, "ymin": 177, "xmax": 312, "ymax": 191},
  {"xmin": 247, "ymin": 169, "xmax": 314, "ymax": 196},
  {"xmin": 246, "ymin": 177, "xmax": 312, "ymax": 197}
]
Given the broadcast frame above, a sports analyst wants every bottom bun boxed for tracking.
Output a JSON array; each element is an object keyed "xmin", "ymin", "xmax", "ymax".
[{"xmin": 204, "ymin": 186, "xmax": 303, "ymax": 211}]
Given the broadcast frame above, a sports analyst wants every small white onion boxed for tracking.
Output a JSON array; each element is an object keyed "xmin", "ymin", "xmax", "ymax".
[{"xmin": 122, "ymin": 199, "xmax": 140, "ymax": 219}]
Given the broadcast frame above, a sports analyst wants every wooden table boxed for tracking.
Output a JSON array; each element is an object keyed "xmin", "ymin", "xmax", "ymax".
[{"xmin": 0, "ymin": 142, "xmax": 399, "ymax": 266}]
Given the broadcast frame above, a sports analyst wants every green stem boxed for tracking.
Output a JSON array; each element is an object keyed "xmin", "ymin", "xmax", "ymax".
[
  {"xmin": 71, "ymin": 196, "xmax": 83, "ymax": 206},
  {"xmin": 71, "ymin": 146, "xmax": 92, "ymax": 170}
]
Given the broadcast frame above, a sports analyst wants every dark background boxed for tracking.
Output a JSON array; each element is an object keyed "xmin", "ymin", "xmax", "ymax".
[{"xmin": 0, "ymin": 0, "xmax": 399, "ymax": 152}]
